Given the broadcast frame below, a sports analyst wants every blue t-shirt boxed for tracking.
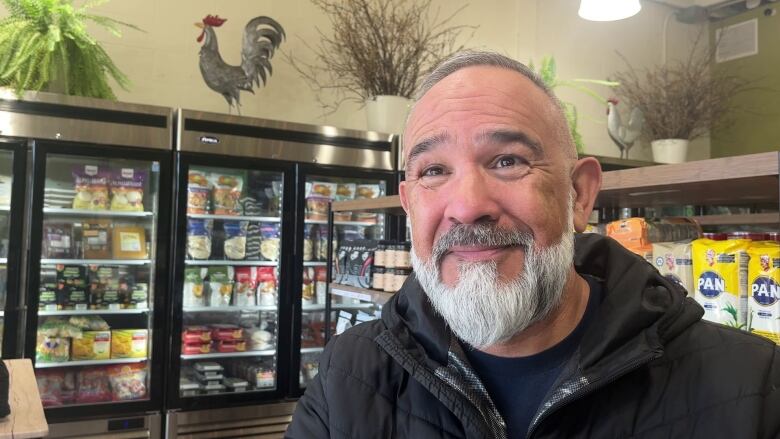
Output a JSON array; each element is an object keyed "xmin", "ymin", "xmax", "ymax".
[{"xmin": 465, "ymin": 275, "xmax": 602, "ymax": 438}]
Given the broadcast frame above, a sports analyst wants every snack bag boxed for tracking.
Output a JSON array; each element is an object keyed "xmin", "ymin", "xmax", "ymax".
[
  {"xmin": 187, "ymin": 170, "xmax": 210, "ymax": 214},
  {"xmin": 43, "ymin": 223, "xmax": 73, "ymax": 258},
  {"xmin": 82, "ymin": 220, "xmax": 111, "ymax": 259},
  {"xmin": 76, "ymin": 367, "xmax": 112, "ymax": 403},
  {"xmin": 692, "ymin": 239, "xmax": 750, "ymax": 328},
  {"xmin": 36, "ymin": 370, "xmax": 65, "ymax": 407},
  {"xmin": 652, "ymin": 241, "xmax": 694, "ymax": 297},
  {"xmin": 223, "ymin": 221, "xmax": 248, "ymax": 260},
  {"xmin": 187, "ymin": 219, "xmax": 213, "ymax": 260},
  {"xmin": 183, "ymin": 267, "xmax": 207, "ymax": 307},
  {"xmin": 256, "ymin": 267, "xmax": 277, "ymax": 306},
  {"xmin": 748, "ymin": 241, "xmax": 780, "ymax": 344},
  {"xmin": 607, "ymin": 218, "xmax": 653, "ymax": 261},
  {"xmin": 245, "ymin": 223, "xmax": 262, "ymax": 260},
  {"xmin": 72, "ymin": 165, "xmax": 109, "ymax": 210},
  {"xmin": 234, "ymin": 267, "xmax": 258, "ymax": 307},
  {"xmin": 71, "ymin": 331, "xmax": 111, "ymax": 361},
  {"xmin": 68, "ymin": 315, "xmax": 109, "ymax": 331},
  {"xmin": 259, "ymin": 223, "xmax": 280, "ymax": 261},
  {"xmin": 208, "ymin": 266, "xmax": 234, "ymax": 307},
  {"xmin": 111, "ymin": 329, "xmax": 148, "ymax": 358},
  {"xmin": 36, "ymin": 334, "xmax": 70, "ymax": 362},
  {"xmin": 110, "ymin": 168, "xmax": 146, "ymax": 212},
  {"xmin": 210, "ymin": 173, "xmax": 244, "ymax": 215},
  {"xmin": 108, "ymin": 363, "xmax": 148, "ymax": 401}
]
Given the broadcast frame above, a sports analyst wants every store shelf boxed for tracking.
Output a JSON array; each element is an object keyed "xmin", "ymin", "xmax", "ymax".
[
  {"xmin": 581, "ymin": 154, "xmax": 656, "ymax": 171},
  {"xmin": 43, "ymin": 207, "xmax": 154, "ymax": 218},
  {"xmin": 188, "ymin": 213, "xmax": 281, "ymax": 222},
  {"xmin": 180, "ymin": 350, "xmax": 276, "ymax": 360},
  {"xmin": 39, "ymin": 308, "xmax": 149, "ymax": 316},
  {"xmin": 305, "ymin": 219, "xmax": 381, "ymax": 227},
  {"xmin": 303, "ymin": 261, "xmax": 326, "ymax": 267},
  {"xmin": 331, "ymin": 195, "xmax": 404, "ymax": 215},
  {"xmin": 184, "ymin": 260, "xmax": 278, "ymax": 266},
  {"xmin": 35, "ymin": 357, "xmax": 147, "ymax": 369},
  {"xmin": 329, "ymin": 283, "xmax": 395, "ymax": 306},
  {"xmin": 597, "ymin": 152, "xmax": 780, "ymax": 208},
  {"xmin": 183, "ymin": 305, "xmax": 277, "ymax": 313},
  {"xmin": 692, "ymin": 212, "xmax": 780, "ymax": 226},
  {"xmin": 41, "ymin": 258, "xmax": 152, "ymax": 266},
  {"xmin": 300, "ymin": 347, "xmax": 324, "ymax": 354}
]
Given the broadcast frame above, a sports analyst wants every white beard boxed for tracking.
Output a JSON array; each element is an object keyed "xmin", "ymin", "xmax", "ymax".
[{"xmin": 411, "ymin": 218, "xmax": 575, "ymax": 349}]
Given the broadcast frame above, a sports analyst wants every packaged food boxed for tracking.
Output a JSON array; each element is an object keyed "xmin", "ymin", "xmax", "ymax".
[
  {"xmin": 314, "ymin": 267, "xmax": 327, "ymax": 304},
  {"xmin": 87, "ymin": 266, "xmax": 115, "ymax": 309},
  {"xmin": 193, "ymin": 362, "xmax": 224, "ymax": 375},
  {"xmin": 652, "ymin": 241, "xmax": 694, "ymax": 297},
  {"xmin": 355, "ymin": 184, "xmax": 381, "ymax": 223},
  {"xmin": 75, "ymin": 367, "xmax": 112, "ymax": 403},
  {"xmin": 111, "ymin": 329, "xmax": 148, "ymax": 359},
  {"xmin": 183, "ymin": 267, "xmax": 207, "ymax": 307},
  {"xmin": 335, "ymin": 183, "xmax": 356, "ymax": 201},
  {"xmin": 234, "ymin": 267, "xmax": 258, "ymax": 307},
  {"xmin": 68, "ymin": 315, "xmax": 109, "ymax": 331},
  {"xmin": 39, "ymin": 283, "xmax": 58, "ymax": 310},
  {"xmin": 112, "ymin": 226, "xmax": 147, "ymax": 259},
  {"xmin": 182, "ymin": 326, "xmax": 212, "ymax": 344},
  {"xmin": 187, "ymin": 219, "xmax": 213, "ymax": 260},
  {"xmin": 210, "ymin": 173, "xmax": 244, "ymax": 215},
  {"xmin": 182, "ymin": 343, "xmax": 211, "ymax": 355},
  {"xmin": 71, "ymin": 331, "xmax": 111, "ymax": 361},
  {"xmin": 215, "ymin": 339, "xmax": 246, "ymax": 353},
  {"xmin": 223, "ymin": 221, "xmax": 248, "ymax": 260},
  {"xmin": 38, "ymin": 317, "xmax": 82, "ymax": 338},
  {"xmin": 309, "ymin": 182, "xmax": 337, "ymax": 199},
  {"xmin": 260, "ymin": 223, "xmax": 280, "ymax": 261},
  {"xmin": 207, "ymin": 266, "xmax": 234, "ymax": 307},
  {"xmin": 129, "ymin": 283, "xmax": 148, "ymax": 309},
  {"xmin": 109, "ymin": 168, "xmax": 146, "ymax": 212},
  {"xmin": 187, "ymin": 170, "xmax": 210, "ymax": 214},
  {"xmin": 748, "ymin": 241, "xmax": 780, "ymax": 344},
  {"xmin": 306, "ymin": 196, "xmax": 330, "ymax": 221},
  {"xmin": 301, "ymin": 267, "xmax": 314, "ymax": 304},
  {"xmin": 203, "ymin": 383, "xmax": 226, "ymax": 395},
  {"xmin": 607, "ymin": 218, "xmax": 653, "ymax": 260},
  {"xmin": 303, "ymin": 226, "xmax": 314, "ymax": 262},
  {"xmin": 35, "ymin": 334, "xmax": 70, "ymax": 363},
  {"xmin": 245, "ymin": 223, "xmax": 263, "ymax": 260},
  {"xmin": 193, "ymin": 369, "xmax": 223, "ymax": 384},
  {"xmin": 37, "ymin": 370, "xmax": 65, "ymax": 407},
  {"xmin": 246, "ymin": 327, "xmax": 273, "ymax": 351},
  {"xmin": 43, "ymin": 223, "xmax": 74, "ymax": 258},
  {"xmin": 224, "ymin": 377, "xmax": 249, "ymax": 392},
  {"xmin": 692, "ymin": 239, "xmax": 750, "ymax": 328},
  {"xmin": 116, "ymin": 273, "xmax": 135, "ymax": 308},
  {"xmin": 232, "ymin": 359, "xmax": 276, "ymax": 389},
  {"xmin": 108, "ymin": 363, "xmax": 147, "ymax": 401},
  {"xmin": 256, "ymin": 266, "xmax": 277, "ymax": 302},
  {"xmin": 179, "ymin": 377, "xmax": 201, "ymax": 397},
  {"xmin": 72, "ymin": 165, "xmax": 109, "ymax": 210},
  {"xmin": 211, "ymin": 324, "xmax": 244, "ymax": 341}
]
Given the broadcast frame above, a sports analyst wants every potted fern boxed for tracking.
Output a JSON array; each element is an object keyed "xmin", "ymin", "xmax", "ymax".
[{"xmin": 0, "ymin": 0, "xmax": 140, "ymax": 100}]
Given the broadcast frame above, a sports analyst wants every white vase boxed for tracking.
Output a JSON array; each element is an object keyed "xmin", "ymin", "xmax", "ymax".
[
  {"xmin": 651, "ymin": 139, "xmax": 689, "ymax": 164},
  {"xmin": 365, "ymin": 95, "xmax": 413, "ymax": 135}
]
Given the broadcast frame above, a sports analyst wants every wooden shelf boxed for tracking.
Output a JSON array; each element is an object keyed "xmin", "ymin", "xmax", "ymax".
[
  {"xmin": 331, "ymin": 196, "xmax": 404, "ymax": 215},
  {"xmin": 581, "ymin": 154, "xmax": 656, "ymax": 171},
  {"xmin": 691, "ymin": 212, "xmax": 780, "ymax": 226},
  {"xmin": 329, "ymin": 283, "xmax": 395, "ymax": 306},
  {"xmin": 597, "ymin": 152, "xmax": 779, "ymax": 208}
]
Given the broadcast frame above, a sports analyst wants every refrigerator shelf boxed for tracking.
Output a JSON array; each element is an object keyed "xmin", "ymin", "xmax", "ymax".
[
  {"xmin": 303, "ymin": 261, "xmax": 326, "ymax": 267},
  {"xmin": 183, "ymin": 306, "xmax": 278, "ymax": 313},
  {"xmin": 35, "ymin": 357, "xmax": 147, "ymax": 369},
  {"xmin": 180, "ymin": 350, "xmax": 276, "ymax": 360},
  {"xmin": 300, "ymin": 347, "xmax": 324, "ymax": 354},
  {"xmin": 188, "ymin": 213, "xmax": 281, "ymax": 222},
  {"xmin": 41, "ymin": 259, "xmax": 153, "ymax": 266},
  {"xmin": 39, "ymin": 308, "xmax": 149, "ymax": 316},
  {"xmin": 304, "ymin": 219, "xmax": 380, "ymax": 227},
  {"xmin": 43, "ymin": 208, "xmax": 154, "ymax": 218},
  {"xmin": 301, "ymin": 303, "xmax": 375, "ymax": 312},
  {"xmin": 330, "ymin": 283, "xmax": 395, "ymax": 306},
  {"xmin": 184, "ymin": 260, "xmax": 279, "ymax": 266}
]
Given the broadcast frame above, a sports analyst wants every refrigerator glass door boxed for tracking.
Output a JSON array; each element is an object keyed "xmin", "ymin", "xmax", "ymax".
[
  {"xmin": 0, "ymin": 150, "xmax": 12, "ymax": 349},
  {"xmin": 34, "ymin": 154, "xmax": 160, "ymax": 407},
  {"xmin": 178, "ymin": 166, "xmax": 283, "ymax": 398},
  {"xmin": 299, "ymin": 176, "xmax": 386, "ymax": 389}
]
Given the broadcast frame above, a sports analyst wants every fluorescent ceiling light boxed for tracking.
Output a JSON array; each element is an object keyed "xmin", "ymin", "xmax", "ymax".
[{"xmin": 579, "ymin": 0, "xmax": 642, "ymax": 21}]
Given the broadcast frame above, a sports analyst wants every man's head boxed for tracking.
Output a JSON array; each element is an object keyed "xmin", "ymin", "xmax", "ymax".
[{"xmin": 400, "ymin": 51, "xmax": 602, "ymax": 348}]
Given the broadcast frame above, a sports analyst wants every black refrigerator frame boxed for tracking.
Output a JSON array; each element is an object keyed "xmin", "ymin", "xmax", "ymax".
[
  {"xmin": 166, "ymin": 151, "xmax": 296, "ymax": 411},
  {"xmin": 0, "ymin": 139, "xmax": 27, "ymax": 359}
]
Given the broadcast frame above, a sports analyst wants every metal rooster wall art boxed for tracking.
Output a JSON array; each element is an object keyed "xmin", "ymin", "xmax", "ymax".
[
  {"xmin": 606, "ymin": 98, "xmax": 644, "ymax": 160},
  {"xmin": 196, "ymin": 14, "xmax": 285, "ymax": 114}
]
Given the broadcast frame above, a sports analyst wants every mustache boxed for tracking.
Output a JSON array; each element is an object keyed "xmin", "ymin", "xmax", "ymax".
[{"xmin": 431, "ymin": 223, "xmax": 534, "ymax": 266}]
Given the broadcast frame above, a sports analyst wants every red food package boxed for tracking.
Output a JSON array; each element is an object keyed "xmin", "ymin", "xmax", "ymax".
[
  {"xmin": 256, "ymin": 267, "xmax": 277, "ymax": 295},
  {"xmin": 182, "ymin": 325, "xmax": 212, "ymax": 344},
  {"xmin": 76, "ymin": 367, "xmax": 112, "ymax": 403},
  {"xmin": 36, "ymin": 370, "xmax": 64, "ymax": 407},
  {"xmin": 211, "ymin": 324, "xmax": 243, "ymax": 341},
  {"xmin": 216, "ymin": 339, "xmax": 246, "ymax": 353},
  {"xmin": 182, "ymin": 343, "xmax": 212, "ymax": 355},
  {"xmin": 234, "ymin": 267, "xmax": 257, "ymax": 307},
  {"xmin": 108, "ymin": 363, "xmax": 148, "ymax": 401}
]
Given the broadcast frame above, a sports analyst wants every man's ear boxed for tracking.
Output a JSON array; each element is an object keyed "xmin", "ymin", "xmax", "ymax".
[
  {"xmin": 399, "ymin": 180, "xmax": 411, "ymax": 216},
  {"xmin": 570, "ymin": 157, "xmax": 602, "ymax": 233}
]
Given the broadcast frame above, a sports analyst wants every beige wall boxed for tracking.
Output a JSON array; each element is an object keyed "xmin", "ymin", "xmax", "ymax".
[{"xmin": 3, "ymin": 0, "xmax": 708, "ymax": 160}]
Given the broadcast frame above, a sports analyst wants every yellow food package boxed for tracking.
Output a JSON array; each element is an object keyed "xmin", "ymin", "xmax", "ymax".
[
  {"xmin": 747, "ymin": 242, "xmax": 780, "ymax": 344},
  {"xmin": 111, "ymin": 329, "xmax": 148, "ymax": 359},
  {"xmin": 692, "ymin": 239, "xmax": 750, "ymax": 328},
  {"xmin": 71, "ymin": 331, "xmax": 111, "ymax": 361}
]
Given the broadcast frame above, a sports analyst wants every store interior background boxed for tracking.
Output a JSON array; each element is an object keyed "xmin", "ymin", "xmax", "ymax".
[{"xmin": 6, "ymin": 0, "xmax": 777, "ymax": 161}]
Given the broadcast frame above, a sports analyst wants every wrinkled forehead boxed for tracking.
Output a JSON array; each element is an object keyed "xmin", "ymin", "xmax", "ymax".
[{"xmin": 403, "ymin": 66, "xmax": 563, "ymax": 162}]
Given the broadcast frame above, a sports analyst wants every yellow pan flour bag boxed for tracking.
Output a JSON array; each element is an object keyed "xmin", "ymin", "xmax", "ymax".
[
  {"xmin": 692, "ymin": 239, "xmax": 750, "ymax": 328},
  {"xmin": 747, "ymin": 241, "xmax": 780, "ymax": 344}
]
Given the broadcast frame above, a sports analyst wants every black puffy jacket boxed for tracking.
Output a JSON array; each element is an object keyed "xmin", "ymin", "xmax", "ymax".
[{"xmin": 287, "ymin": 234, "xmax": 780, "ymax": 438}]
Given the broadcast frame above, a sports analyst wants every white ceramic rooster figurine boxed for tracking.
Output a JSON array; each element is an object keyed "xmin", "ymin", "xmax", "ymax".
[{"xmin": 607, "ymin": 98, "xmax": 644, "ymax": 159}]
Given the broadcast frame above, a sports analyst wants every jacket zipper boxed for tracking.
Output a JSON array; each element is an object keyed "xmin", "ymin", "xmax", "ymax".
[{"xmin": 526, "ymin": 349, "xmax": 663, "ymax": 439}]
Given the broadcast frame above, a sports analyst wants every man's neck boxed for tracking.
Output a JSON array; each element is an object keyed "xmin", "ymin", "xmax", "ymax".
[{"xmin": 479, "ymin": 267, "xmax": 591, "ymax": 358}]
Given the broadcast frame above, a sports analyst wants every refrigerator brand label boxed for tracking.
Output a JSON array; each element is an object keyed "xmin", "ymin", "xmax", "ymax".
[
  {"xmin": 200, "ymin": 135, "xmax": 220, "ymax": 145},
  {"xmin": 121, "ymin": 168, "xmax": 134, "ymax": 179},
  {"xmin": 85, "ymin": 165, "xmax": 98, "ymax": 176}
]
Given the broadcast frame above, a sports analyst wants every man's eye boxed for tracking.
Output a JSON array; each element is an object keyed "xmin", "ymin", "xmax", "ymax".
[
  {"xmin": 421, "ymin": 166, "xmax": 445, "ymax": 177},
  {"xmin": 495, "ymin": 156, "xmax": 521, "ymax": 168}
]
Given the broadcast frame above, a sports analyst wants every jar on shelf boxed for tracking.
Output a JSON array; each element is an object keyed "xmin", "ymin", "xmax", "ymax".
[
  {"xmin": 385, "ymin": 243, "xmax": 397, "ymax": 269},
  {"xmin": 374, "ymin": 242, "xmax": 387, "ymax": 268},
  {"xmin": 372, "ymin": 266, "xmax": 385, "ymax": 291},
  {"xmin": 383, "ymin": 269, "xmax": 397, "ymax": 292},
  {"xmin": 394, "ymin": 242, "xmax": 411, "ymax": 269},
  {"xmin": 393, "ymin": 268, "xmax": 412, "ymax": 290}
]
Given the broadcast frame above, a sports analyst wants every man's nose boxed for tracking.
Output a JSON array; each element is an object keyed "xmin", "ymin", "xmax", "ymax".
[{"xmin": 444, "ymin": 167, "xmax": 501, "ymax": 225}]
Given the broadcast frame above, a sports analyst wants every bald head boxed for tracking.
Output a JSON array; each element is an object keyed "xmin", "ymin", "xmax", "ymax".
[{"xmin": 405, "ymin": 51, "xmax": 576, "ymax": 167}]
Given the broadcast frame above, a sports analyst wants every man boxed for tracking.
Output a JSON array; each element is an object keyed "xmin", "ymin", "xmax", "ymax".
[{"xmin": 287, "ymin": 51, "xmax": 780, "ymax": 438}]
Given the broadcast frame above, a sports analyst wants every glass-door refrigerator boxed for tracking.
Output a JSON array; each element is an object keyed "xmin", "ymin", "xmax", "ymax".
[
  {"xmin": 2, "ymin": 91, "xmax": 174, "ymax": 432},
  {"xmin": 294, "ymin": 167, "xmax": 395, "ymax": 394},
  {"xmin": 0, "ymin": 140, "xmax": 27, "ymax": 359}
]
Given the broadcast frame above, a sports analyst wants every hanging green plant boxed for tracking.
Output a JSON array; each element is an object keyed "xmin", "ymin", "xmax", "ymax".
[{"xmin": 0, "ymin": 0, "xmax": 141, "ymax": 100}]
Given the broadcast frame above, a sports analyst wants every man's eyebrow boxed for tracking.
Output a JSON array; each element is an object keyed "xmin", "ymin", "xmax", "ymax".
[
  {"xmin": 476, "ymin": 129, "xmax": 544, "ymax": 157},
  {"xmin": 405, "ymin": 132, "xmax": 451, "ymax": 170}
]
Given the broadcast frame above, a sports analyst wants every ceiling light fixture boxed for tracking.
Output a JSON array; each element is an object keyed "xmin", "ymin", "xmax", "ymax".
[{"xmin": 578, "ymin": 0, "xmax": 642, "ymax": 21}]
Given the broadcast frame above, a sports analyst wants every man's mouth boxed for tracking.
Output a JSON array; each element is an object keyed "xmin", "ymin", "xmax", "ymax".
[{"xmin": 445, "ymin": 245, "xmax": 515, "ymax": 262}]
